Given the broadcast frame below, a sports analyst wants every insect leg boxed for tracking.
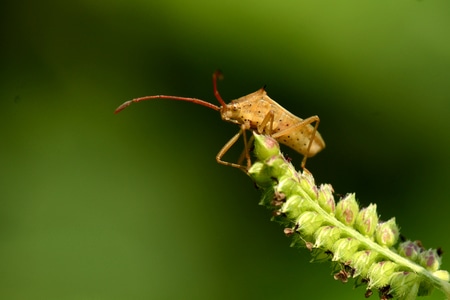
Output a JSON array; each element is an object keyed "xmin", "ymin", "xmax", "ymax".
[
  {"xmin": 216, "ymin": 124, "xmax": 251, "ymax": 171},
  {"xmin": 257, "ymin": 110, "xmax": 275, "ymax": 134},
  {"xmin": 237, "ymin": 134, "xmax": 255, "ymax": 168},
  {"xmin": 272, "ymin": 116, "xmax": 320, "ymax": 168},
  {"xmin": 240, "ymin": 126, "xmax": 252, "ymax": 169}
]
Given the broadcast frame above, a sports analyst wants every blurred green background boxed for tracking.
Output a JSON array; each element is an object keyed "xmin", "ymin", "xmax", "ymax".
[{"xmin": 1, "ymin": 0, "xmax": 450, "ymax": 299}]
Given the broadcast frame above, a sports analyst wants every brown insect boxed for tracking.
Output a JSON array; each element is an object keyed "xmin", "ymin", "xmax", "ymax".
[{"xmin": 115, "ymin": 71, "xmax": 325, "ymax": 170}]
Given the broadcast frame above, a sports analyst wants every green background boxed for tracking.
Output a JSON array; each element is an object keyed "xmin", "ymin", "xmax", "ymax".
[{"xmin": 1, "ymin": 0, "xmax": 450, "ymax": 299}]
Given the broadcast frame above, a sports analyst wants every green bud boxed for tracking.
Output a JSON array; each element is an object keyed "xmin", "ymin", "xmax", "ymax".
[
  {"xmin": 314, "ymin": 226, "xmax": 341, "ymax": 250},
  {"xmin": 375, "ymin": 217, "xmax": 399, "ymax": 247},
  {"xmin": 398, "ymin": 241, "xmax": 422, "ymax": 261},
  {"xmin": 419, "ymin": 249, "xmax": 442, "ymax": 272},
  {"xmin": 277, "ymin": 177, "xmax": 298, "ymax": 196},
  {"xmin": 248, "ymin": 162, "xmax": 273, "ymax": 187},
  {"xmin": 388, "ymin": 271, "xmax": 420, "ymax": 300},
  {"xmin": 299, "ymin": 169, "xmax": 318, "ymax": 199},
  {"xmin": 253, "ymin": 133, "xmax": 280, "ymax": 161},
  {"xmin": 296, "ymin": 211, "xmax": 325, "ymax": 239},
  {"xmin": 367, "ymin": 261, "xmax": 398, "ymax": 289},
  {"xmin": 433, "ymin": 270, "xmax": 450, "ymax": 282},
  {"xmin": 281, "ymin": 195, "xmax": 314, "ymax": 220},
  {"xmin": 331, "ymin": 237, "xmax": 361, "ymax": 263},
  {"xmin": 335, "ymin": 193, "xmax": 359, "ymax": 226},
  {"xmin": 317, "ymin": 184, "xmax": 335, "ymax": 214},
  {"xmin": 355, "ymin": 204, "xmax": 378, "ymax": 237},
  {"xmin": 265, "ymin": 156, "xmax": 290, "ymax": 178},
  {"xmin": 351, "ymin": 250, "xmax": 379, "ymax": 278}
]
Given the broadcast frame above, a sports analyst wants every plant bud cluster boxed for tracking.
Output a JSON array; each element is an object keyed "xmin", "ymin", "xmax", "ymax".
[{"xmin": 248, "ymin": 133, "xmax": 449, "ymax": 300}]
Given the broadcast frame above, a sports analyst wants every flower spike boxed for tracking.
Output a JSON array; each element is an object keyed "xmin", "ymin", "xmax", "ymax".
[{"xmin": 248, "ymin": 133, "xmax": 450, "ymax": 300}]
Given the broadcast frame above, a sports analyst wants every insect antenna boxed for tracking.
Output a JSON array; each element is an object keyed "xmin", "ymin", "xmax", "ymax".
[
  {"xmin": 114, "ymin": 95, "xmax": 220, "ymax": 114},
  {"xmin": 115, "ymin": 70, "xmax": 228, "ymax": 114},
  {"xmin": 212, "ymin": 70, "xmax": 227, "ymax": 107}
]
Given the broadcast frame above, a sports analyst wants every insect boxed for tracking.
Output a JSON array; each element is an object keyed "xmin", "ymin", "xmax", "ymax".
[{"xmin": 115, "ymin": 71, "xmax": 325, "ymax": 171}]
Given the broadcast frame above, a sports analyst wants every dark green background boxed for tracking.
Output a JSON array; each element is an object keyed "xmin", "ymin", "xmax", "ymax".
[{"xmin": 1, "ymin": 0, "xmax": 449, "ymax": 299}]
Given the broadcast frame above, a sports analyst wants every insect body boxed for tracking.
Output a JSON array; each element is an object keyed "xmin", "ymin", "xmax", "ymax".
[{"xmin": 115, "ymin": 71, "xmax": 325, "ymax": 170}]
